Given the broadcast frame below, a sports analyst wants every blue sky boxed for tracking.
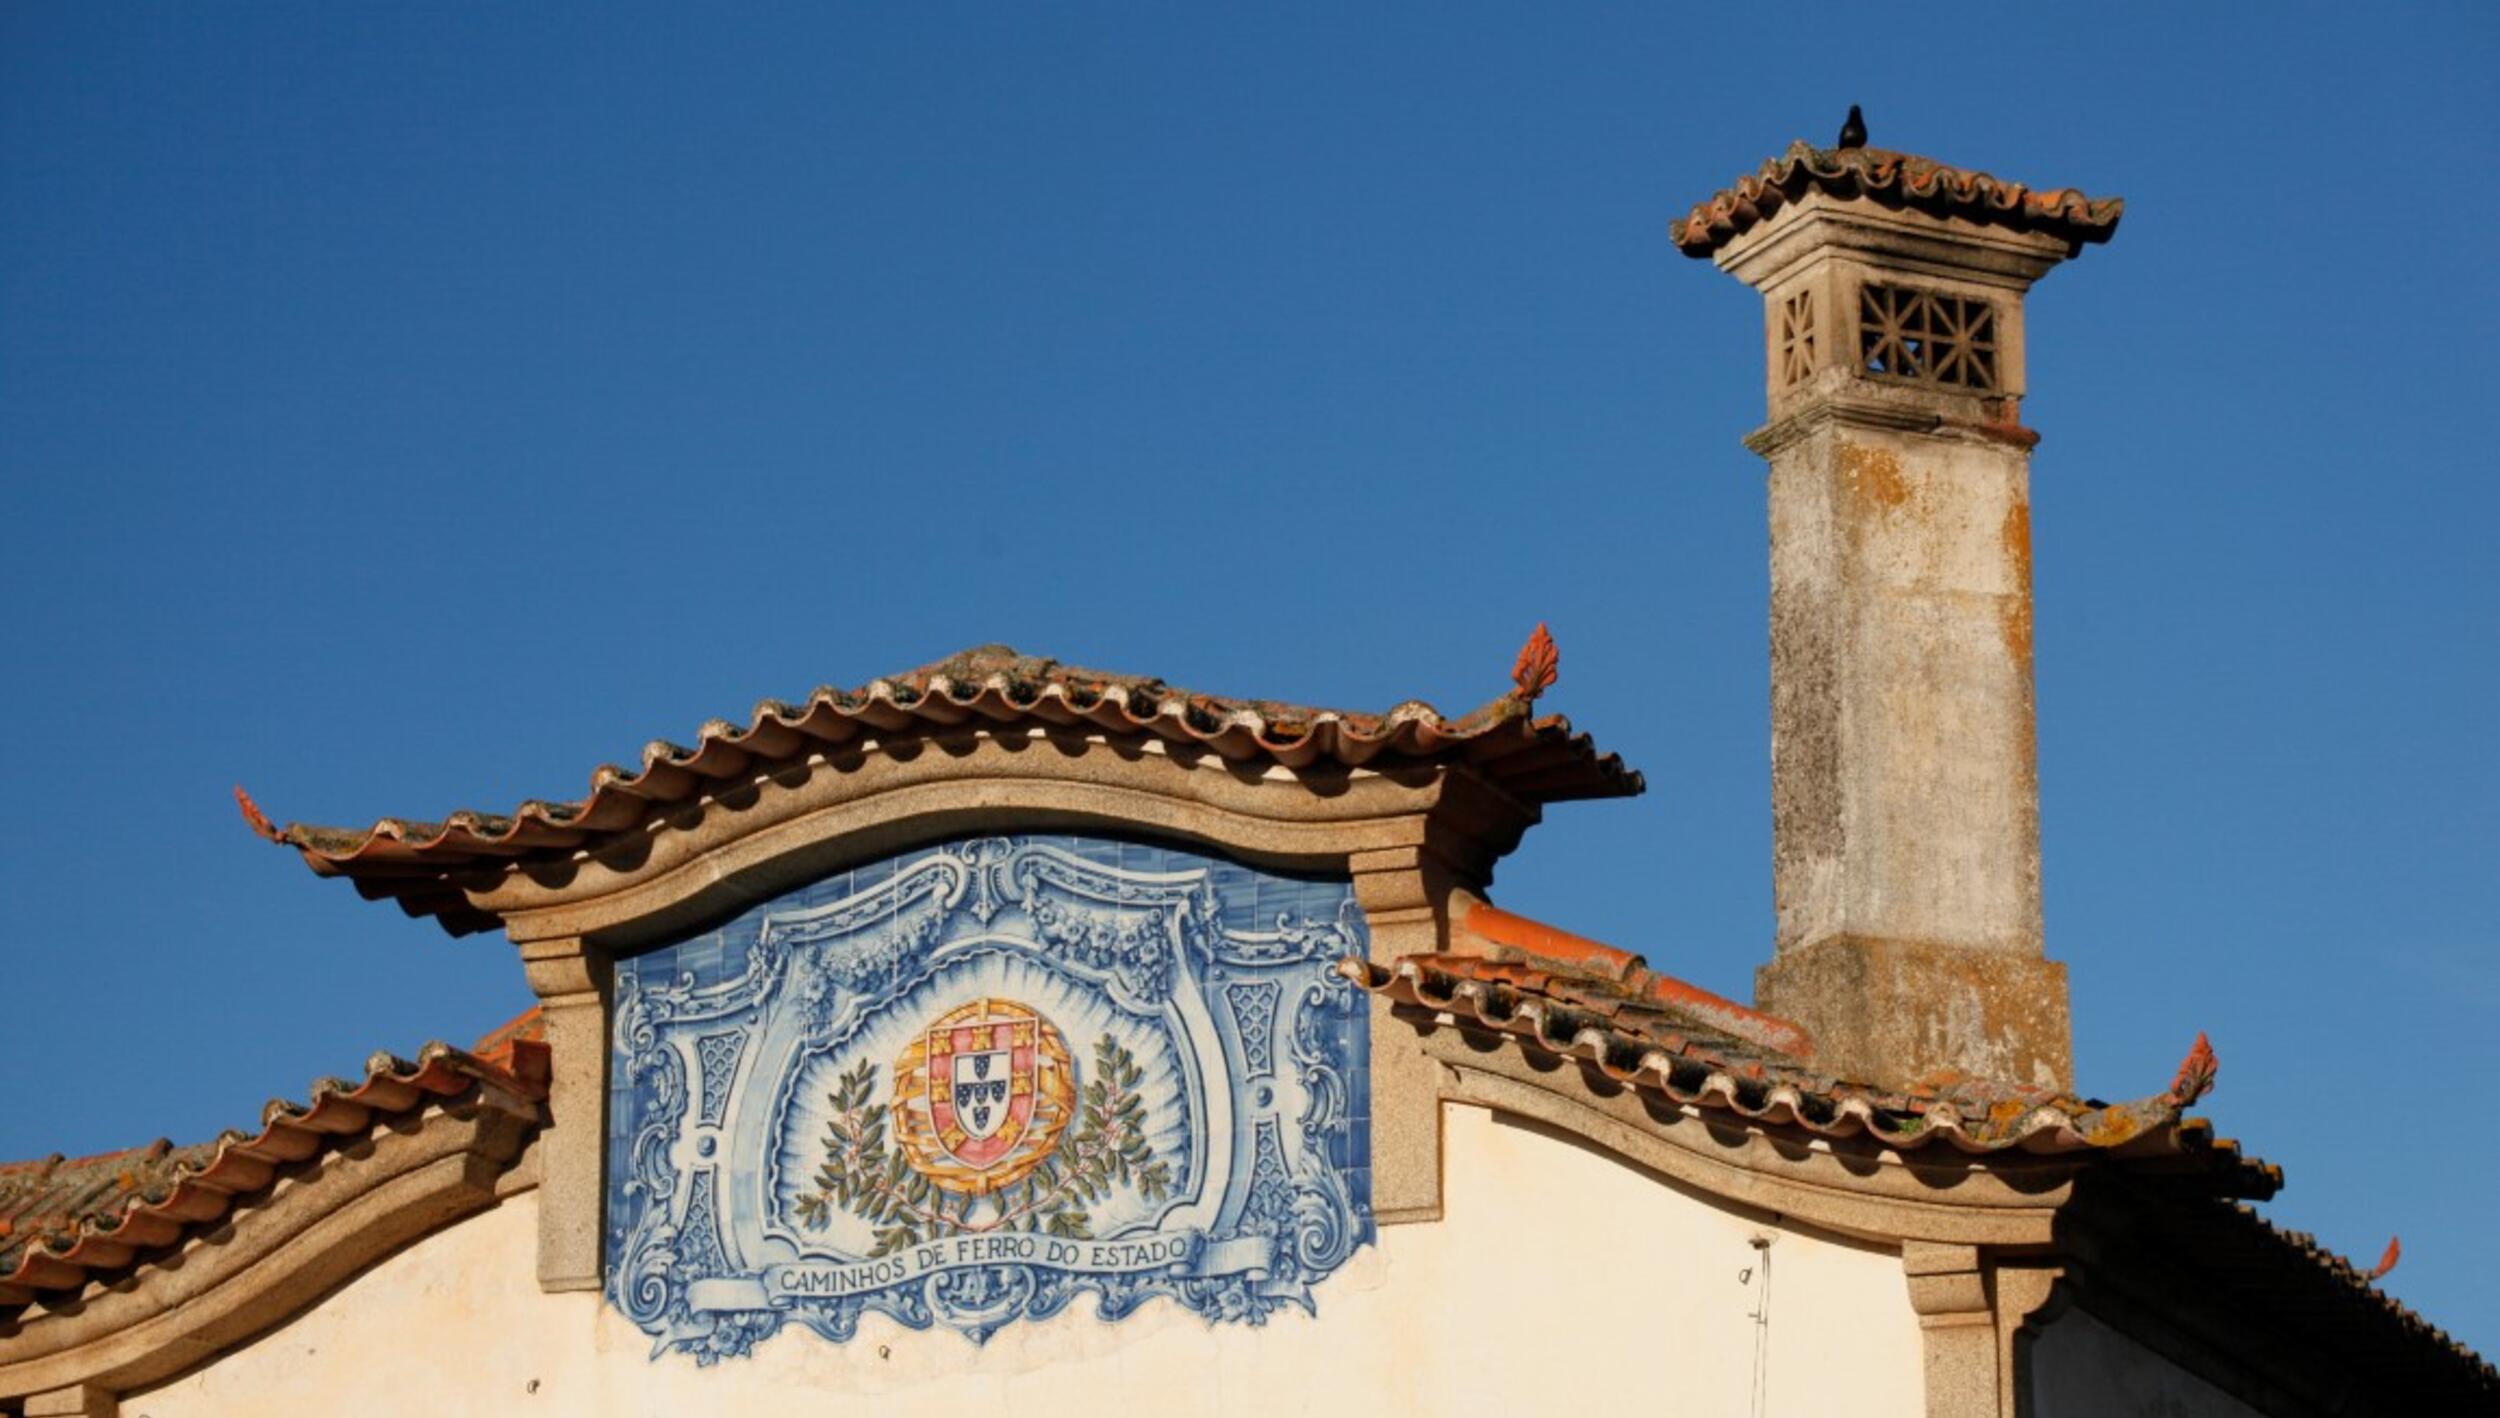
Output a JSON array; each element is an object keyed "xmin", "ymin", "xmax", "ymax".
[{"xmin": 4, "ymin": 3, "xmax": 2495, "ymax": 1355}]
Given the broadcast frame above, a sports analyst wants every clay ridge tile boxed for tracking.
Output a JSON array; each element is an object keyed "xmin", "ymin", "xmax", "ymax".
[
  {"xmin": 1671, "ymin": 140, "xmax": 2123, "ymax": 259},
  {"xmin": 256, "ymin": 641, "xmax": 1644, "ymax": 936},
  {"xmin": 0, "ymin": 1007, "xmax": 548, "ymax": 1307}
]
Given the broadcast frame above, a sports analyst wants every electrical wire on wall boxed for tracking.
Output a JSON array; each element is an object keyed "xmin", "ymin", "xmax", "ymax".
[{"xmin": 1744, "ymin": 1232, "xmax": 1776, "ymax": 1418}]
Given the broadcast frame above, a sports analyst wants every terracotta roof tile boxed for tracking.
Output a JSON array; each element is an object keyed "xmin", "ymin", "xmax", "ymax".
[
  {"xmin": 1672, "ymin": 141, "xmax": 2123, "ymax": 260},
  {"xmin": 0, "ymin": 1009, "xmax": 547, "ymax": 1307},
  {"xmin": 258, "ymin": 640, "xmax": 1643, "ymax": 936},
  {"xmin": 469, "ymin": 1005, "xmax": 545, "ymax": 1075},
  {"xmin": 1456, "ymin": 901, "xmax": 1813, "ymax": 1057},
  {"xmin": 1344, "ymin": 904, "xmax": 2272, "ymax": 1192}
]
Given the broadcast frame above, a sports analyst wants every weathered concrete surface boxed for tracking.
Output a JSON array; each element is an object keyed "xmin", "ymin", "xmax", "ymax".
[
  {"xmin": 1747, "ymin": 414, "xmax": 2071, "ymax": 1091},
  {"xmin": 1762, "ymin": 424, "xmax": 2044, "ymax": 963},
  {"xmin": 1758, "ymin": 937, "xmax": 2072, "ymax": 1093}
]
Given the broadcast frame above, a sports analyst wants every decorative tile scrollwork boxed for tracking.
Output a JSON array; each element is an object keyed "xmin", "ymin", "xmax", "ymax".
[
  {"xmin": 1858, "ymin": 282, "xmax": 1999, "ymax": 392},
  {"xmin": 1777, "ymin": 288, "xmax": 1817, "ymax": 387},
  {"xmin": 605, "ymin": 834, "xmax": 1374, "ymax": 1360}
]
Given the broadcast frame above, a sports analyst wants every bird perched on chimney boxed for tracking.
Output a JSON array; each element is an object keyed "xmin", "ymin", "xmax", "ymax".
[{"xmin": 1836, "ymin": 104, "xmax": 1868, "ymax": 150}]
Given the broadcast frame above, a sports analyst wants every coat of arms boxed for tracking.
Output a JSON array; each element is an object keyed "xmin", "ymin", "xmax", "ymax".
[
  {"xmin": 893, "ymin": 999, "xmax": 1074, "ymax": 1194},
  {"xmin": 789, "ymin": 997, "xmax": 1167, "ymax": 1256}
]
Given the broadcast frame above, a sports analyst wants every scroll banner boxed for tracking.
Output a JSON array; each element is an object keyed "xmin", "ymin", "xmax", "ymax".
[{"xmin": 687, "ymin": 1228, "xmax": 1271, "ymax": 1312}]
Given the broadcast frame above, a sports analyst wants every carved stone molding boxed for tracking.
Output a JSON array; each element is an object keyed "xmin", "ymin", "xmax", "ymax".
[
  {"xmin": 1906, "ymin": 1242, "xmax": 1997, "ymax": 1417},
  {"xmin": 20, "ymin": 1383, "xmax": 113, "ymax": 1417}
]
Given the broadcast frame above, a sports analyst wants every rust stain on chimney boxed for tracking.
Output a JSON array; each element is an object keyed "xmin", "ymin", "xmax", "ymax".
[
  {"xmin": 2000, "ymin": 499, "xmax": 2035, "ymax": 667},
  {"xmin": 1840, "ymin": 443, "xmax": 1912, "ymax": 512}
]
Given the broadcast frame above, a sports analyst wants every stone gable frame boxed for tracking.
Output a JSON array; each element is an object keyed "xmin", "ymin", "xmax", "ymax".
[{"xmin": 489, "ymin": 727, "xmax": 1538, "ymax": 1296}]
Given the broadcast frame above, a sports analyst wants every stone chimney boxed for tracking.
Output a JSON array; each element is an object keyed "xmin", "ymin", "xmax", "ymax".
[{"xmin": 1673, "ymin": 125, "xmax": 2122, "ymax": 1091}]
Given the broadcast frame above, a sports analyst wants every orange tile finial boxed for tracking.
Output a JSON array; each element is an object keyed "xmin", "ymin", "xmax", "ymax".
[
  {"xmin": 2366, "ymin": 1235, "xmax": 2402, "ymax": 1282},
  {"xmin": 1510, "ymin": 623, "xmax": 1559, "ymax": 703},
  {"xmin": 233, "ymin": 785, "xmax": 284, "ymax": 844},
  {"xmin": 2168, "ymin": 1031, "xmax": 2218, "ymax": 1107}
]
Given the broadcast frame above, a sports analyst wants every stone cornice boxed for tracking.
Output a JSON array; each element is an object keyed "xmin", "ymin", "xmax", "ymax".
[
  {"xmin": 1743, "ymin": 394, "xmax": 2039, "ymax": 461},
  {"xmin": 1715, "ymin": 193, "xmax": 2075, "ymax": 293}
]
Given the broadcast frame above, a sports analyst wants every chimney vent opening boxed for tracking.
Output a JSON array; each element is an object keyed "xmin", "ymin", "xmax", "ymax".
[{"xmin": 1857, "ymin": 282, "xmax": 2001, "ymax": 392}]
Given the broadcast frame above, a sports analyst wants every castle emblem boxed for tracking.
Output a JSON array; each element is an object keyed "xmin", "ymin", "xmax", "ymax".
[{"xmin": 893, "ymin": 999, "xmax": 1074, "ymax": 1194}]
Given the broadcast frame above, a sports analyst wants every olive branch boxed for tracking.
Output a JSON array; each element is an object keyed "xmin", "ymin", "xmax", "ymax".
[{"xmin": 791, "ymin": 1036, "xmax": 1170, "ymax": 1258}]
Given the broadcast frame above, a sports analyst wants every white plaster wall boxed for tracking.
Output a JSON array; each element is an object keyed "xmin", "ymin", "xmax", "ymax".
[
  {"xmin": 2028, "ymin": 1305, "xmax": 2269, "ymax": 1418},
  {"xmin": 131, "ymin": 1104, "xmax": 1924, "ymax": 1418}
]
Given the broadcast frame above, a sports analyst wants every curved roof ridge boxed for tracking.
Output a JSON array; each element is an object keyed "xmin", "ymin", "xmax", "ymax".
[{"xmin": 249, "ymin": 638, "xmax": 1643, "ymax": 934}]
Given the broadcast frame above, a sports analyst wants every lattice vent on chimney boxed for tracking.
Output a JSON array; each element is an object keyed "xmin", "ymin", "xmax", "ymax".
[
  {"xmin": 1857, "ymin": 282, "xmax": 1999, "ymax": 392},
  {"xmin": 1777, "ymin": 288, "xmax": 1817, "ymax": 387}
]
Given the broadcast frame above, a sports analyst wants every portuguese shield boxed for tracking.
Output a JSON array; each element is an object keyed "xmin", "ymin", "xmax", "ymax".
[{"xmin": 894, "ymin": 998, "xmax": 1074, "ymax": 1194}]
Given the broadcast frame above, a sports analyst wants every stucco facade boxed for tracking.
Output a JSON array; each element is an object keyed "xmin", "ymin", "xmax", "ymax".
[{"xmin": 130, "ymin": 1105, "xmax": 1926, "ymax": 1418}]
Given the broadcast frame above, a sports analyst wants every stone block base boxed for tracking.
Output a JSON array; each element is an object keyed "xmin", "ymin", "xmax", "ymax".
[{"xmin": 1756, "ymin": 938, "xmax": 2071, "ymax": 1093}]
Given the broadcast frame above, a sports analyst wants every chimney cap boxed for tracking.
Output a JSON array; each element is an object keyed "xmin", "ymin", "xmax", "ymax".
[{"xmin": 1672, "ymin": 139, "xmax": 2123, "ymax": 261}]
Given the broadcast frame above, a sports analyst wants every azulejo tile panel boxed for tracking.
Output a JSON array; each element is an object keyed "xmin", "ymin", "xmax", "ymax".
[{"xmin": 606, "ymin": 834, "xmax": 1374, "ymax": 1361}]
